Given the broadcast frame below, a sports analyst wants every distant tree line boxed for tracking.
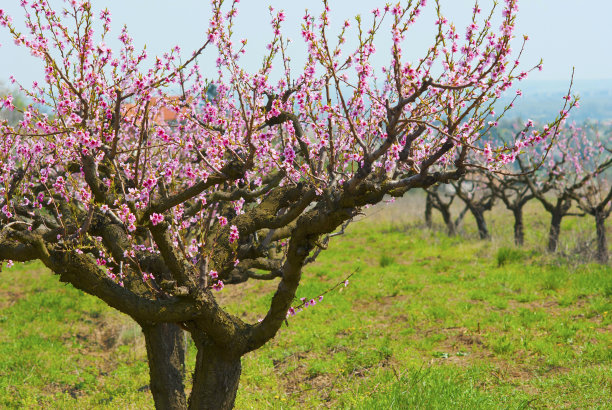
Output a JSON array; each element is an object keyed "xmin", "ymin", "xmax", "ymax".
[{"xmin": 426, "ymin": 121, "xmax": 612, "ymax": 264}]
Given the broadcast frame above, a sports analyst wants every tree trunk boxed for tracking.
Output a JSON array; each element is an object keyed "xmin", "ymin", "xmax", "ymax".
[
  {"xmin": 142, "ymin": 322, "xmax": 187, "ymax": 410},
  {"xmin": 470, "ymin": 207, "xmax": 489, "ymax": 240},
  {"xmin": 548, "ymin": 211, "xmax": 563, "ymax": 253},
  {"xmin": 595, "ymin": 211, "xmax": 609, "ymax": 264},
  {"xmin": 440, "ymin": 206, "xmax": 456, "ymax": 236},
  {"xmin": 188, "ymin": 341, "xmax": 242, "ymax": 410},
  {"xmin": 513, "ymin": 207, "xmax": 524, "ymax": 247},
  {"xmin": 454, "ymin": 205, "xmax": 469, "ymax": 231},
  {"xmin": 425, "ymin": 194, "xmax": 433, "ymax": 228}
]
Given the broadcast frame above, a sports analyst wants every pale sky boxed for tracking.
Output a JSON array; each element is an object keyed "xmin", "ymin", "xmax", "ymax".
[{"xmin": 0, "ymin": 0, "xmax": 611, "ymax": 88}]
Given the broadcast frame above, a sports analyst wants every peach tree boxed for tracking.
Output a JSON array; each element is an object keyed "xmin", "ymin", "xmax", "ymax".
[
  {"xmin": 0, "ymin": 0, "xmax": 573, "ymax": 408},
  {"xmin": 518, "ymin": 123, "xmax": 611, "ymax": 257}
]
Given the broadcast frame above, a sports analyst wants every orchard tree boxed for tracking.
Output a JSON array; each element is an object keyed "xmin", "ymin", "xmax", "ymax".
[
  {"xmin": 424, "ymin": 184, "xmax": 467, "ymax": 235},
  {"xmin": 572, "ymin": 174, "xmax": 612, "ymax": 263},
  {"xmin": 0, "ymin": 0, "xmax": 574, "ymax": 408},
  {"xmin": 450, "ymin": 171, "xmax": 495, "ymax": 239},
  {"xmin": 518, "ymin": 124, "xmax": 603, "ymax": 253},
  {"xmin": 485, "ymin": 119, "xmax": 540, "ymax": 246},
  {"xmin": 566, "ymin": 131, "xmax": 612, "ymax": 263},
  {"xmin": 487, "ymin": 170, "xmax": 535, "ymax": 246}
]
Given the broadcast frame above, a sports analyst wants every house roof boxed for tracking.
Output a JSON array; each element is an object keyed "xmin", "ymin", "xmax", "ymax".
[{"xmin": 123, "ymin": 96, "xmax": 190, "ymax": 125}]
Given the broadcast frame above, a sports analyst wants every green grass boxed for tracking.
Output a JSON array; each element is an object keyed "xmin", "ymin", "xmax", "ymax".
[
  {"xmin": 1, "ymin": 197, "xmax": 611, "ymax": 408},
  {"xmin": 0, "ymin": 262, "xmax": 151, "ymax": 408},
  {"xmin": 496, "ymin": 246, "xmax": 527, "ymax": 267}
]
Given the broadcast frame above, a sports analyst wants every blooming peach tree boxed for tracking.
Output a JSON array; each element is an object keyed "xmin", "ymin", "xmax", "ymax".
[
  {"xmin": 518, "ymin": 123, "xmax": 609, "ymax": 254},
  {"xmin": 517, "ymin": 123, "xmax": 611, "ymax": 257},
  {"xmin": 0, "ymin": 0, "xmax": 574, "ymax": 408}
]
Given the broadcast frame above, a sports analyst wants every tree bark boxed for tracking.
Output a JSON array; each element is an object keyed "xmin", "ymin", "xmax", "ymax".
[
  {"xmin": 454, "ymin": 205, "xmax": 468, "ymax": 231},
  {"xmin": 595, "ymin": 211, "xmax": 609, "ymax": 264},
  {"xmin": 470, "ymin": 207, "xmax": 489, "ymax": 240},
  {"xmin": 142, "ymin": 322, "xmax": 187, "ymax": 410},
  {"xmin": 440, "ymin": 206, "xmax": 456, "ymax": 236},
  {"xmin": 548, "ymin": 211, "xmax": 563, "ymax": 253},
  {"xmin": 188, "ymin": 341, "xmax": 242, "ymax": 410},
  {"xmin": 425, "ymin": 194, "xmax": 433, "ymax": 228},
  {"xmin": 513, "ymin": 206, "xmax": 524, "ymax": 247}
]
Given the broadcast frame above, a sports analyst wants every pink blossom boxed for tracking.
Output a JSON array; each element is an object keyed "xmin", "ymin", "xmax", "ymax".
[
  {"xmin": 150, "ymin": 213, "xmax": 164, "ymax": 226},
  {"xmin": 229, "ymin": 225, "xmax": 239, "ymax": 243},
  {"xmin": 2, "ymin": 205, "xmax": 12, "ymax": 219},
  {"xmin": 142, "ymin": 272, "xmax": 155, "ymax": 281},
  {"xmin": 212, "ymin": 280, "xmax": 224, "ymax": 292},
  {"xmin": 2, "ymin": 95, "xmax": 14, "ymax": 111}
]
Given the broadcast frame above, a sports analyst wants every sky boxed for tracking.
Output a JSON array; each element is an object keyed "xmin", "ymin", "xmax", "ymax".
[{"xmin": 0, "ymin": 0, "xmax": 611, "ymax": 89}]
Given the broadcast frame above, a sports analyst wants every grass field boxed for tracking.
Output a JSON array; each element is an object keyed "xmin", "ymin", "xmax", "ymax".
[{"xmin": 1, "ymin": 195, "xmax": 611, "ymax": 408}]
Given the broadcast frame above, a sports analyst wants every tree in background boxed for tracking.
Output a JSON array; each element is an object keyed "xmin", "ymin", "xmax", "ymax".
[
  {"xmin": 484, "ymin": 120, "xmax": 540, "ymax": 246},
  {"xmin": 566, "ymin": 132, "xmax": 612, "ymax": 263},
  {"xmin": 487, "ymin": 170, "xmax": 535, "ymax": 246},
  {"xmin": 424, "ymin": 184, "xmax": 467, "ymax": 235},
  {"xmin": 0, "ymin": 0, "xmax": 574, "ymax": 408},
  {"xmin": 572, "ymin": 177, "xmax": 612, "ymax": 263},
  {"xmin": 450, "ymin": 172, "xmax": 495, "ymax": 239},
  {"xmin": 519, "ymin": 124, "xmax": 604, "ymax": 254}
]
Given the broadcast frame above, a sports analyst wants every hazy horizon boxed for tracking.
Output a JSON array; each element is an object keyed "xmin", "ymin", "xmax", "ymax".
[{"xmin": 1, "ymin": 0, "xmax": 611, "ymax": 121}]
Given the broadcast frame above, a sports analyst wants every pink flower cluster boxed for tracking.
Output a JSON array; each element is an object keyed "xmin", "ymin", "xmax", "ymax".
[
  {"xmin": 150, "ymin": 213, "xmax": 164, "ymax": 226},
  {"xmin": 287, "ymin": 295, "xmax": 325, "ymax": 318},
  {"xmin": 212, "ymin": 281, "xmax": 224, "ymax": 292},
  {"xmin": 142, "ymin": 272, "xmax": 156, "ymax": 282},
  {"xmin": 229, "ymin": 225, "xmax": 239, "ymax": 243}
]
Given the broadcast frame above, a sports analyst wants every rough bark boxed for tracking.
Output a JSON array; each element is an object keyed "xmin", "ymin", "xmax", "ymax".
[
  {"xmin": 512, "ymin": 206, "xmax": 524, "ymax": 247},
  {"xmin": 443, "ymin": 210, "xmax": 456, "ymax": 235},
  {"xmin": 437, "ymin": 206, "xmax": 455, "ymax": 236},
  {"xmin": 470, "ymin": 207, "xmax": 489, "ymax": 240},
  {"xmin": 595, "ymin": 211, "xmax": 609, "ymax": 264},
  {"xmin": 425, "ymin": 194, "xmax": 433, "ymax": 228},
  {"xmin": 548, "ymin": 211, "xmax": 563, "ymax": 253},
  {"xmin": 454, "ymin": 205, "xmax": 469, "ymax": 232},
  {"xmin": 142, "ymin": 323, "xmax": 187, "ymax": 410},
  {"xmin": 188, "ymin": 341, "xmax": 242, "ymax": 410}
]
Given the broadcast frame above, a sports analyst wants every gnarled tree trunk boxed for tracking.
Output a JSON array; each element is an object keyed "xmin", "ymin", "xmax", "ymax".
[
  {"xmin": 454, "ymin": 205, "xmax": 469, "ymax": 232},
  {"xmin": 434, "ymin": 204, "xmax": 457, "ymax": 236},
  {"xmin": 141, "ymin": 322, "xmax": 187, "ymax": 410},
  {"xmin": 188, "ymin": 340, "xmax": 242, "ymax": 410},
  {"xmin": 595, "ymin": 211, "xmax": 609, "ymax": 264},
  {"xmin": 425, "ymin": 194, "xmax": 433, "ymax": 228},
  {"xmin": 469, "ymin": 206, "xmax": 489, "ymax": 240},
  {"xmin": 548, "ymin": 211, "xmax": 563, "ymax": 253},
  {"xmin": 512, "ymin": 206, "xmax": 524, "ymax": 246}
]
